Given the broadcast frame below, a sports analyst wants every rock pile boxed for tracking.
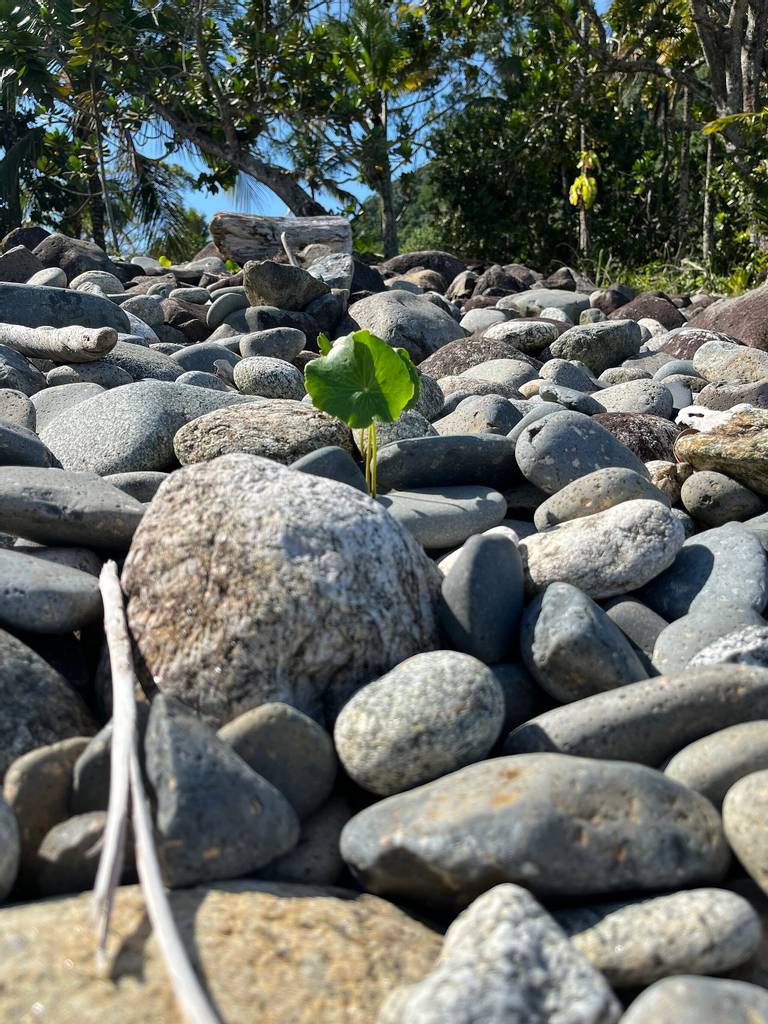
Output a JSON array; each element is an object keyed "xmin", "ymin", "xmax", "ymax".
[{"xmin": 1, "ymin": 228, "xmax": 768, "ymax": 1021}]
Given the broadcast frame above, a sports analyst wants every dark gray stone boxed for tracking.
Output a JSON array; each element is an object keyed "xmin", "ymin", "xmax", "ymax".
[
  {"xmin": 243, "ymin": 259, "xmax": 329, "ymax": 310},
  {"xmin": 0, "ymin": 282, "xmax": 129, "ymax": 332},
  {"xmin": 376, "ymin": 435, "xmax": 519, "ymax": 492},
  {"xmin": 534, "ymin": 467, "xmax": 669, "ymax": 531},
  {"xmin": 682, "ymin": 471, "xmax": 765, "ymax": 527},
  {"xmin": 515, "ymin": 410, "xmax": 649, "ymax": 494},
  {"xmin": 0, "ymin": 548, "xmax": 102, "ymax": 633},
  {"xmin": 0, "ymin": 421, "xmax": 54, "ymax": 468},
  {"xmin": 145, "ymin": 695, "xmax": 299, "ymax": 887},
  {"xmin": 334, "ymin": 651, "xmax": 504, "ymax": 796},
  {"xmin": 602, "ymin": 595, "xmax": 668, "ymax": 660},
  {"xmin": 665, "ymin": 721, "xmax": 768, "ymax": 807},
  {"xmin": 257, "ymin": 794, "xmax": 351, "ymax": 887},
  {"xmin": 0, "ymin": 467, "xmax": 144, "ymax": 548},
  {"xmin": 536, "ymin": 383, "xmax": 604, "ymax": 414},
  {"xmin": 218, "ymin": 702, "xmax": 336, "ymax": 819},
  {"xmin": 521, "ymin": 583, "xmax": 648, "ymax": 703},
  {"xmin": 504, "ymin": 664, "xmax": 768, "ymax": 765},
  {"xmin": 490, "ymin": 662, "xmax": 552, "ymax": 735},
  {"xmin": 378, "ymin": 486, "xmax": 507, "ymax": 549},
  {"xmin": 36, "ymin": 811, "xmax": 135, "ymax": 896},
  {"xmin": 340, "ymin": 753, "xmax": 729, "ymax": 909},
  {"xmin": 103, "ymin": 471, "xmax": 168, "ymax": 502},
  {"xmin": 0, "ymin": 796, "xmax": 18, "ymax": 898},
  {"xmin": 439, "ymin": 533, "xmax": 524, "ymax": 663},
  {"xmin": 291, "ymin": 445, "xmax": 366, "ymax": 492},
  {"xmin": 653, "ymin": 604, "xmax": 766, "ymax": 674},
  {"xmin": 0, "ymin": 343, "xmax": 46, "ymax": 395}
]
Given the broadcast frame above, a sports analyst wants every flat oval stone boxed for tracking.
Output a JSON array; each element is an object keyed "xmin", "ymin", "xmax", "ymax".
[
  {"xmin": 239, "ymin": 327, "xmax": 305, "ymax": 360},
  {"xmin": 0, "ymin": 421, "xmax": 54, "ymax": 468},
  {"xmin": 723, "ymin": 770, "xmax": 768, "ymax": 895},
  {"xmin": 504, "ymin": 664, "xmax": 768, "ymax": 765},
  {"xmin": 665, "ymin": 721, "xmax": 768, "ymax": 807},
  {"xmin": 0, "ymin": 467, "xmax": 144, "ymax": 549},
  {"xmin": 534, "ymin": 467, "xmax": 669, "ymax": 531},
  {"xmin": 521, "ymin": 499, "xmax": 685, "ymax": 599},
  {"xmin": 376, "ymin": 435, "xmax": 519, "ymax": 491},
  {"xmin": 0, "ymin": 389, "xmax": 35, "ymax": 429},
  {"xmin": 596, "ymin": 379, "xmax": 674, "ymax": 417},
  {"xmin": 602, "ymin": 595, "xmax": 668, "ymax": 659},
  {"xmin": 620, "ymin": 975, "xmax": 768, "ymax": 1024},
  {"xmin": 536, "ymin": 383, "xmax": 604, "ymax": 414},
  {"xmin": 592, "ymin": 411, "xmax": 680, "ymax": 461},
  {"xmin": 549, "ymin": 319, "xmax": 642, "ymax": 374},
  {"xmin": 693, "ymin": 338, "xmax": 768, "ymax": 383},
  {"xmin": 556, "ymin": 889, "xmax": 761, "ymax": 988},
  {"xmin": 637, "ymin": 521, "xmax": 768, "ymax": 620},
  {"xmin": 0, "ymin": 549, "xmax": 102, "ymax": 633},
  {"xmin": 334, "ymin": 650, "xmax": 504, "ymax": 796},
  {"xmin": 520, "ymin": 582, "xmax": 647, "ymax": 703},
  {"xmin": 0, "ymin": 282, "xmax": 130, "ymax": 332},
  {"xmin": 515, "ymin": 410, "xmax": 649, "ymax": 494},
  {"xmin": 339, "ymin": 753, "xmax": 730, "ymax": 909},
  {"xmin": 233, "ymin": 356, "xmax": 305, "ymax": 399},
  {"xmin": 378, "ymin": 486, "xmax": 507, "ymax": 549},
  {"xmin": 681, "ymin": 470, "xmax": 765, "ymax": 526},
  {"xmin": 174, "ymin": 399, "xmax": 353, "ymax": 466}
]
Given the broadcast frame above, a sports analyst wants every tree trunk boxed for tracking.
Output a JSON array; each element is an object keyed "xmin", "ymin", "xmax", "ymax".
[
  {"xmin": 88, "ymin": 171, "xmax": 106, "ymax": 250},
  {"xmin": 379, "ymin": 166, "xmax": 399, "ymax": 260},
  {"xmin": 703, "ymin": 134, "xmax": 714, "ymax": 266},
  {"xmin": 676, "ymin": 87, "xmax": 691, "ymax": 258}
]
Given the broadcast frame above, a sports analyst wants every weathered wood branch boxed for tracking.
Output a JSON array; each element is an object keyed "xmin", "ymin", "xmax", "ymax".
[{"xmin": 210, "ymin": 212, "xmax": 352, "ymax": 264}]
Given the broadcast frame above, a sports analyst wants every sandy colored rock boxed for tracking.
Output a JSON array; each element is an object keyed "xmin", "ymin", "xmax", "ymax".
[
  {"xmin": 675, "ymin": 408, "xmax": 768, "ymax": 497},
  {"xmin": 0, "ymin": 881, "xmax": 441, "ymax": 1024}
]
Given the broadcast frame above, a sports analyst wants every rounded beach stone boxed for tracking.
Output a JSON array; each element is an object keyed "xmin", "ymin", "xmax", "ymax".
[
  {"xmin": 504, "ymin": 664, "xmax": 768, "ymax": 765},
  {"xmin": 681, "ymin": 470, "xmax": 765, "ymax": 526},
  {"xmin": 602, "ymin": 595, "xmax": 668, "ymax": 662},
  {"xmin": 376, "ymin": 434, "xmax": 519, "ymax": 491},
  {"xmin": 536, "ymin": 382, "xmax": 604, "ymax": 414},
  {"xmin": 689, "ymin": 624, "xmax": 768, "ymax": 669},
  {"xmin": 334, "ymin": 651, "xmax": 503, "ymax": 796},
  {"xmin": 652, "ymin": 604, "xmax": 766, "ymax": 675},
  {"xmin": 377, "ymin": 486, "xmax": 507, "ymax": 550},
  {"xmin": 620, "ymin": 975, "xmax": 768, "ymax": 1024},
  {"xmin": 173, "ymin": 399, "xmax": 353, "ymax": 466},
  {"xmin": 419, "ymin": 335, "xmax": 538, "ymax": 379},
  {"xmin": 258, "ymin": 794, "xmax": 352, "ymax": 887},
  {"xmin": 693, "ymin": 338, "xmax": 768, "ymax": 383},
  {"xmin": 520, "ymin": 582, "xmax": 647, "ymax": 703},
  {"xmin": 175, "ymin": 370, "xmax": 230, "ymax": 391},
  {"xmin": 0, "ymin": 548, "xmax": 102, "ymax": 634},
  {"xmin": 233, "ymin": 355, "xmax": 305, "ymax": 399},
  {"xmin": 0, "ymin": 389, "xmax": 35, "ymax": 429},
  {"xmin": 433, "ymin": 394, "xmax": 521, "ymax": 435},
  {"xmin": 596, "ymin": 379, "xmax": 674, "ymax": 418},
  {"xmin": 723, "ymin": 770, "xmax": 768, "ymax": 895},
  {"xmin": 592, "ymin": 411, "xmax": 680, "ymax": 461},
  {"xmin": 533, "ymin": 467, "xmax": 669, "ymax": 531},
  {"xmin": 291, "ymin": 445, "xmax": 367, "ymax": 492},
  {"xmin": 483, "ymin": 318, "xmax": 560, "ymax": 353},
  {"xmin": 3, "ymin": 737, "xmax": 89, "ymax": 887},
  {"xmin": 379, "ymin": 884, "xmax": 621, "ymax": 1024},
  {"xmin": 218, "ymin": 702, "xmax": 336, "ymax": 819},
  {"xmin": 0, "ymin": 420, "xmax": 55, "ymax": 468},
  {"xmin": 438, "ymin": 532, "xmax": 524, "ymax": 663},
  {"xmin": 665, "ymin": 721, "xmax": 768, "ymax": 808},
  {"xmin": 239, "ymin": 327, "xmax": 306, "ymax": 360},
  {"xmin": 515, "ymin": 410, "xmax": 649, "ymax": 494},
  {"xmin": 122, "ymin": 454, "xmax": 441, "ymax": 726},
  {"xmin": 339, "ymin": 753, "xmax": 730, "ymax": 909},
  {"xmin": 549, "ymin": 319, "xmax": 642, "ymax": 374},
  {"xmin": 35, "ymin": 811, "xmax": 133, "ymax": 896},
  {"xmin": 520, "ymin": 499, "xmax": 685, "ymax": 599},
  {"xmin": 0, "ymin": 795, "xmax": 19, "ymax": 899},
  {"xmin": 555, "ymin": 889, "xmax": 761, "ymax": 988}
]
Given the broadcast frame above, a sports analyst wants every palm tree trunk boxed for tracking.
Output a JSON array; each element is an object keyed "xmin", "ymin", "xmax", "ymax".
[
  {"xmin": 676, "ymin": 87, "xmax": 691, "ymax": 258},
  {"xmin": 703, "ymin": 134, "xmax": 714, "ymax": 267}
]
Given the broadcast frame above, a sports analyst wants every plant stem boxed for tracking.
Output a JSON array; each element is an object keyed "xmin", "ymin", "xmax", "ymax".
[
  {"xmin": 359, "ymin": 429, "xmax": 370, "ymax": 491},
  {"xmin": 369, "ymin": 422, "xmax": 378, "ymax": 498}
]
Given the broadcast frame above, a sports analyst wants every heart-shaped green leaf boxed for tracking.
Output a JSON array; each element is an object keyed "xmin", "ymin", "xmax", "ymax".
[
  {"xmin": 304, "ymin": 329, "xmax": 416, "ymax": 428},
  {"xmin": 395, "ymin": 346, "xmax": 422, "ymax": 412}
]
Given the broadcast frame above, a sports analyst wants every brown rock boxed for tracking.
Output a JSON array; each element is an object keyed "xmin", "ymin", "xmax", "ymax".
[
  {"xmin": 675, "ymin": 409, "xmax": 768, "ymax": 497},
  {"xmin": 3, "ymin": 737, "xmax": 89, "ymax": 888},
  {"xmin": 419, "ymin": 334, "xmax": 541, "ymax": 378},
  {"xmin": 695, "ymin": 380, "xmax": 768, "ymax": 411},
  {"xmin": 692, "ymin": 282, "xmax": 768, "ymax": 349},
  {"xmin": 0, "ymin": 881, "xmax": 441, "ymax": 1024},
  {"xmin": 593, "ymin": 412, "xmax": 681, "ymax": 462},
  {"xmin": 608, "ymin": 292, "xmax": 685, "ymax": 330}
]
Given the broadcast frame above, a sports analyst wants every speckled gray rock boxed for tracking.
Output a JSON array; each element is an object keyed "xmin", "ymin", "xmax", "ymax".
[
  {"xmin": 638, "ymin": 522, "xmax": 768, "ymax": 620},
  {"xmin": 258, "ymin": 795, "xmax": 351, "ymax": 887},
  {"xmin": 549, "ymin": 320, "xmax": 642, "ymax": 375},
  {"xmin": 378, "ymin": 486, "xmax": 507, "ymax": 549},
  {"xmin": 682, "ymin": 471, "xmax": 765, "ymax": 526},
  {"xmin": 696, "ymin": 379, "xmax": 768, "ymax": 410},
  {"xmin": 345, "ymin": 290, "xmax": 466, "ymax": 362},
  {"xmin": 689, "ymin": 624, "xmax": 768, "ymax": 669},
  {"xmin": 596, "ymin": 379, "xmax": 674, "ymax": 417},
  {"xmin": 123, "ymin": 455, "xmax": 440, "ymax": 726},
  {"xmin": 539, "ymin": 358, "xmax": 599, "ymax": 392},
  {"xmin": 433, "ymin": 394, "xmax": 520, "ymax": 435},
  {"xmin": 41, "ymin": 381, "xmax": 258, "ymax": 474},
  {"xmin": 335, "ymin": 652, "xmax": 504, "ymax": 796},
  {"xmin": 218, "ymin": 703, "xmax": 336, "ymax": 819},
  {"xmin": 439, "ymin": 533, "xmax": 524, "ymax": 663},
  {"xmin": 358, "ymin": 410, "xmax": 436, "ymax": 449},
  {"xmin": 0, "ymin": 548, "xmax": 101, "ymax": 633},
  {"xmin": 521, "ymin": 499, "xmax": 685, "ymax": 599},
  {"xmin": 120, "ymin": 294, "xmax": 165, "ymax": 327},
  {"xmin": 145, "ymin": 695, "xmax": 299, "ymax": 887},
  {"xmin": 0, "ymin": 628, "xmax": 95, "ymax": 776},
  {"xmin": 599, "ymin": 365, "xmax": 652, "ymax": 385},
  {"xmin": 340, "ymin": 753, "xmax": 730, "ymax": 909},
  {"xmin": 376, "ymin": 435, "xmax": 519, "ymax": 491},
  {"xmin": 534, "ymin": 467, "xmax": 669, "ymax": 531},
  {"xmin": 0, "ymin": 389, "xmax": 35, "ymax": 429},
  {"xmin": 521, "ymin": 583, "xmax": 647, "ymax": 703},
  {"xmin": 243, "ymin": 259, "xmax": 329, "ymax": 311},
  {"xmin": 723, "ymin": 770, "xmax": 768, "ymax": 895},
  {"xmin": 170, "ymin": 343, "xmax": 239, "ymax": 376},
  {"xmin": 232, "ymin": 355, "xmax": 305, "ymax": 399},
  {"xmin": 592, "ymin": 411, "xmax": 680, "ymax": 462},
  {"xmin": 30, "ymin": 383, "xmax": 103, "ymax": 432},
  {"xmin": 515, "ymin": 410, "xmax": 649, "ymax": 494},
  {"xmin": 556, "ymin": 889, "xmax": 761, "ymax": 988},
  {"xmin": 653, "ymin": 604, "xmax": 766, "ymax": 674},
  {"xmin": 536, "ymin": 383, "xmax": 603, "ymax": 414},
  {"xmin": 175, "ymin": 370, "xmax": 230, "ymax": 391},
  {"xmin": 458, "ymin": 357, "xmax": 536, "ymax": 390},
  {"xmin": 482, "ymin": 319, "xmax": 560, "ymax": 353},
  {"xmin": 0, "ymin": 467, "xmax": 144, "ymax": 549},
  {"xmin": 174, "ymin": 399, "xmax": 353, "ymax": 466},
  {"xmin": 0, "ymin": 421, "xmax": 54, "ymax": 468},
  {"xmin": 0, "ymin": 796, "xmax": 19, "ymax": 899},
  {"xmin": 46, "ymin": 360, "xmax": 133, "ymax": 390},
  {"xmin": 509, "ymin": 288, "xmax": 590, "ymax": 321},
  {"xmin": 665, "ymin": 721, "xmax": 768, "ymax": 808},
  {"xmin": 504, "ymin": 664, "xmax": 768, "ymax": 764},
  {"xmin": 378, "ymin": 884, "xmax": 622, "ymax": 1024},
  {"xmin": 420, "ymin": 335, "xmax": 538, "ymax": 380},
  {"xmin": 239, "ymin": 327, "xmax": 306, "ymax": 361},
  {"xmin": 621, "ymin": 975, "xmax": 768, "ymax": 1023},
  {"xmin": 693, "ymin": 338, "xmax": 768, "ymax": 384}
]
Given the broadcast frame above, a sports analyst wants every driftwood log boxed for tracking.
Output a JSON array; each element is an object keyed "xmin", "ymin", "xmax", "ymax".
[{"xmin": 209, "ymin": 213, "xmax": 352, "ymax": 264}]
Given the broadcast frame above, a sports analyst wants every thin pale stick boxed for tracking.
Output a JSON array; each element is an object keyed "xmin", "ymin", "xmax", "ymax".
[{"xmin": 280, "ymin": 230, "xmax": 300, "ymax": 266}]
